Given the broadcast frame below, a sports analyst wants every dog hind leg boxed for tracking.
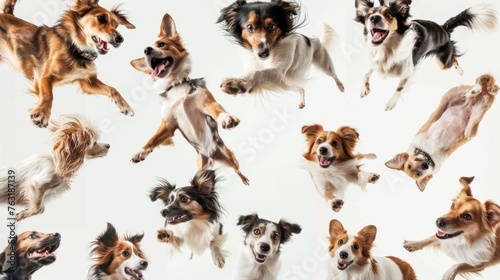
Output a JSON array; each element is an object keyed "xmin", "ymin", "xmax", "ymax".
[
  {"xmin": 313, "ymin": 45, "xmax": 345, "ymax": 93},
  {"xmin": 78, "ymin": 76, "xmax": 134, "ymax": 116},
  {"xmin": 385, "ymin": 77, "xmax": 410, "ymax": 111},
  {"xmin": 210, "ymin": 231, "xmax": 228, "ymax": 269},
  {"xmin": 212, "ymin": 146, "xmax": 249, "ymax": 185},
  {"xmin": 131, "ymin": 120, "xmax": 176, "ymax": 163}
]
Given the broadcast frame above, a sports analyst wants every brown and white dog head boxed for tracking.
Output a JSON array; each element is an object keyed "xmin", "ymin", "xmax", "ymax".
[
  {"xmin": 354, "ymin": 0, "xmax": 412, "ymax": 45},
  {"xmin": 66, "ymin": 0, "xmax": 135, "ymax": 55},
  {"xmin": 385, "ymin": 152, "xmax": 434, "ymax": 192},
  {"xmin": 0, "ymin": 231, "xmax": 61, "ymax": 276},
  {"xmin": 302, "ymin": 124, "xmax": 359, "ymax": 168},
  {"xmin": 465, "ymin": 74, "xmax": 499, "ymax": 99},
  {"xmin": 130, "ymin": 13, "xmax": 189, "ymax": 80}
]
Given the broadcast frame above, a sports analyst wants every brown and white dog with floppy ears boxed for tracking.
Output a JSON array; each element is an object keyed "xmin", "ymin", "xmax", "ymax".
[
  {"xmin": 0, "ymin": 231, "xmax": 61, "ymax": 280},
  {"xmin": 328, "ymin": 219, "xmax": 416, "ymax": 280},
  {"xmin": 301, "ymin": 124, "xmax": 379, "ymax": 212},
  {"xmin": 130, "ymin": 13, "xmax": 249, "ymax": 185},
  {"xmin": 404, "ymin": 177, "xmax": 500, "ymax": 280},
  {"xmin": 0, "ymin": 0, "xmax": 135, "ymax": 127},
  {"xmin": 386, "ymin": 74, "xmax": 498, "ymax": 191},
  {"xmin": 0, "ymin": 115, "xmax": 110, "ymax": 221}
]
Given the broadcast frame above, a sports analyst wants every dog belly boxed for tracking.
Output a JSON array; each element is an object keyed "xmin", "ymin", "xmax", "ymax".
[
  {"xmin": 424, "ymin": 105, "xmax": 470, "ymax": 149},
  {"xmin": 175, "ymin": 108, "xmax": 218, "ymax": 157}
]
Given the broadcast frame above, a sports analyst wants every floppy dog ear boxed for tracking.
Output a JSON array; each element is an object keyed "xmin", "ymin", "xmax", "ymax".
[
  {"xmin": 355, "ymin": 0, "xmax": 374, "ymax": 22},
  {"xmin": 458, "ymin": 176, "xmax": 474, "ymax": 197},
  {"xmin": 390, "ymin": 0, "xmax": 412, "ymax": 19},
  {"xmin": 159, "ymin": 13, "xmax": 178, "ymax": 38},
  {"xmin": 192, "ymin": 170, "xmax": 217, "ymax": 194},
  {"xmin": 483, "ymin": 201, "xmax": 500, "ymax": 228},
  {"xmin": 217, "ymin": 0, "xmax": 246, "ymax": 25},
  {"xmin": 358, "ymin": 225, "xmax": 377, "ymax": 246},
  {"xmin": 1, "ymin": 236, "xmax": 18, "ymax": 273},
  {"xmin": 130, "ymin": 58, "xmax": 152, "ymax": 75},
  {"xmin": 272, "ymin": 0, "xmax": 299, "ymax": 16},
  {"xmin": 301, "ymin": 124, "xmax": 324, "ymax": 137},
  {"xmin": 150, "ymin": 179, "xmax": 176, "ymax": 205},
  {"xmin": 111, "ymin": 6, "xmax": 135, "ymax": 29},
  {"xmin": 385, "ymin": 153, "xmax": 409, "ymax": 170},
  {"xmin": 237, "ymin": 213, "xmax": 259, "ymax": 232},
  {"xmin": 416, "ymin": 175, "xmax": 432, "ymax": 192},
  {"xmin": 278, "ymin": 219, "xmax": 302, "ymax": 244},
  {"xmin": 488, "ymin": 85, "xmax": 499, "ymax": 95},
  {"xmin": 73, "ymin": 0, "xmax": 99, "ymax": 12},
  {"xmin": 337, "ymin": 126, "xmax": 359, "ymax": 158}
]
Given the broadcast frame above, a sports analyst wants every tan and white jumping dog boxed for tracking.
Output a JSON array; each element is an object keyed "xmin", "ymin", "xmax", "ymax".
[
  {"xmin": 386, "ymin": 74, "xmax": 498, "ymax": 191},
  {"xmin": 0, "ymin": 0, "xmax": 136, "ymax": 127}
]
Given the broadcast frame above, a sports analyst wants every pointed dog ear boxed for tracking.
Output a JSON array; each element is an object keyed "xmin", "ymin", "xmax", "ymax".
[
  {"xmin": 127, "ymin": 232, "xmax": 144, "ymax": 244},
  {"xmin": 329, "ymin": 219, "xmax": 346, "ymax": 239},
  {"xmin": 483, "ymin": 201, "xmax": 500, "ymax": 228},
  {"xmin": 358, "ymin": 224, "xmax": 377, "ymax": 246},
  {"xmin": 458, "ymin": 176, "xmax": 474, "ymax": 197},
  {"xmin": 96, "ymin": 223, "xmax": 119, "ymax": 248},
  {"xmin": 237, "ymin": 213, "xmax": 259, "ymax": 232},
  {"xmin": 278, "ymin": 219, "xmax": 302, "ymax": 244},
  {"xmin": 191, "ymin": 170, "xmax": 217, "ymax": 194},
  {"xmin": 130, "ymin": 58, "xmax": 152, "ymax": 75},
  {"xmin": 416, "ymin": 174, "xmax": 432, "ymax": 192},
  {"xmin": 159, "ymin": 13, "xmax": 178, "ymax": 38},
  {"xmin": 150, "ymin": 179, "xmax": 176, "ymax": 205},
  {"xmin": 355, "ymin": 0, "xmax": 374, "ymax": 22},
  {"xmin": 385, "ymin": 153, "xmax": 409, "ymax": 170}
]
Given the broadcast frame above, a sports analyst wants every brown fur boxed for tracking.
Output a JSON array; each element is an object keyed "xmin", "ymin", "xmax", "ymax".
[
  {"xmin": 0, "ymin": 0, "xmax": 135, "ymax": 127},
  {"xmin": 241, "ymin": 11, "xmax": 283, "ymax": 53},
  {"xmin": 404, "ymin": 177, "xmax": 500, "ymax": 279},
  {"xmin": 130, "ymin": 13, "xmax": 248, "ymax": 185},
  {"xmin": 386, "ymin": 74, "xmax": 498, "ymax": 191},
  {"xmin": 0, "ymin": 231, "xmax": 60, "ymax": 279}
]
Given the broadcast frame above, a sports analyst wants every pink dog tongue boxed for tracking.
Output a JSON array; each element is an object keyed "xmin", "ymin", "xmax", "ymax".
[
  {"xmin": 372, "ymin": 31, "xmax": 385, "ymax": 43},
  {"xmin": 320, "ymin": 156, "xmax": 329, "ymax": 165},
  {"xmin": 437, "ymin": 230, "xmax": 446, "ymax": 237},
  {"xmin": 153, "ymin": 63, "xmax": 165, "ymax": 76}
]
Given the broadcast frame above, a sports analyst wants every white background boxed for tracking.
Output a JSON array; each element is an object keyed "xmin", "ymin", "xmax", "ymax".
[{"xmin": 1, "ymin": 0, "xmax": 500, "ymax": 279}]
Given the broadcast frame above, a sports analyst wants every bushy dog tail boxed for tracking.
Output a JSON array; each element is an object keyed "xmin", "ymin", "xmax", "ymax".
[
  {"xmin": 321, "ymin": 24, "xmax": 338, "ymax": 51},
  {"xmin": 443, "ymin": 4, "xmax": 498, "ymax": 34}
]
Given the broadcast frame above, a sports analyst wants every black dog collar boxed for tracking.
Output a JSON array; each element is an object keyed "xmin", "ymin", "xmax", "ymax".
[{"xmin": 160, "ymin": 77, "xmax": 199, "ymax": 97}]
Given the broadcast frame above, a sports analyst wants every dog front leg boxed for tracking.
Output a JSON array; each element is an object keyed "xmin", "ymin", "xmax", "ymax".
[
  {"xmin": 385, "ymin": 77, "xmax": 409, "ymax": 111},
  {"xmin": 157, "ymin": 228, "xmax": 183, "ymax": 252},
  {"xmin": 209, "ymin": 231, "xmax": 228, "ymax": 269},
  {"xmin": 360, "ymin": 68, "xmax": 373, "ymax": 98},
  {"xmin": 78, "ymin": 76, "xmax": 134, "ymax": 116},
  {"xmin": 203, "ymin": 92, "xmax": 240, "ymax": 129},
  {"xmin": 220, "ymin": 68, "xmax": 286, "ymax": 95},
  {"xmin": 30, "ymin": 79, "xmax": 55, "ymax": 128},
  {"xmin": 403, "ymin": 235, "xmax": 439, "ymax": 252},
  {"xmin": 442, "ymin": 263, "xmax": 486, "ymax": 280},
  {"xmin": 358, "ymin": 171, "xmax": 380, "ymax": 187},
  {"xmin": 324, "ymin": 188, "xmax": 344, "ymax": 212},
  {"xmin": 131, "ymin": 120, "xmax": 176, "ymax": 163}
]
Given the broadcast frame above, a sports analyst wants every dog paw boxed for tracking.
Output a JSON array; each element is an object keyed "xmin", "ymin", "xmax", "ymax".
[
  {"xmin": 360, "ymin": 88, "xmax": 370, "ymax": 98},
  {"xmin": 331, "ymin": 198, "xmax": 344, "ymax": 212},
  {"xmin": 211, "ymin": 250, "xmax": 227, "ymax": 269},
  {"xmin": 131, "ymin": 149, "xmax": 151, "ymax": 163},
  {"xmin": 220, "ymin": 78, "xmax": 247, "ymax": 95},
  {"xmin": 336, "ymin": 80, "xmax": 345, "ymax": 93},
  {"xmin": 30, "ymin": 107, "xmax": 50, "ymax": 128},
  {"xmin": 118, "ymin": 102, "xmax": 134, "ymax": 117},
  {"xmin": 157, "ymin": 229, "xmax": 174, "ymax": 243},
  {"xmin": 402, "ymin": 240, "xmax": 421, "ymax": 252},
  {"xmin": 385, "ymin": 96, "xmax": 399, "ymax": 111},
  {"xmin": 219, "ymin": 113, "xmax": 240, "ymax": 129},
  {"xmin": 16, "ymin": 210, "xmax": 30, "ymax": 221},
  {"xmin": 368, "ymin": 173, "xmax": 380, "ymax": 184},
  {"xmin": 298, "ymin": 100, "xmax": 305, "ymax": 109}
]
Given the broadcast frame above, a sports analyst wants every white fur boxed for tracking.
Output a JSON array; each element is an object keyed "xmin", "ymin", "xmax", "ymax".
[
  {"xmin": 467, "ymin": 4, "xmax": 498, "ymax": 31},
  {"xmin": 167, "ymin": 219, "xmax": 222, "ymax": 256},
  {"xmin": 328, "ymin": 236, "xmax": 405, "ymax": 280},
  {"xmin": 440, "ymin": 234, "xmax": 496, "ymax": 266}
]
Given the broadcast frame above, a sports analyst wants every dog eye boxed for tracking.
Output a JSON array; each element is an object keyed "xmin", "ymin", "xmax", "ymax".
[
  {"xmin": 122, "ymin": 251, "xmax": 130, "ymax": 257},
  {"xmin": 332, "ymin": 141, "xmax": 338, "ymax": 147},
  {"xmin": 267, "ymin": 23, "xmax": 276, "ymax": 31},
  {"xmin": 450, "ymin": 203, "xmax": 455, "ymax": 209},
  {"xmin": 158, "ymin": 42, "xmax": 166, "ymax": 48},
  {"xmin": 97, "ymin": 15, "xmax": 107, "ymax": 24},
  {"xmin": 407, "ymin": 165, "xmax": 411, "ymax": 170},
  {"xmin": 253, "ymin": 229, "xmax": 260, "ymax": 235},
  {"xmin": 180, "ymin": 196, "xmax": 188, "ymax": 203},
  {"xmin": 416, "ymin": 172, "xmax": 422, "ymax": 177},
  {"xmin": 29, "ymin": 233, "xmax": 37, "ymax": 239},
  {"xmin": 338, "ymin": 239, "xmax": 343, "ymax": 245},
  {"xmin": 384, "ymin": 12, "xmax": 392, "ymax": 20},
  {"xmin": 246, "ymin": 24, "xmax": 254, "ymax": 33},
  {"xmin": 461, "ymin": 213, "xmax": 472, "ymax": 220},
  {"xmin": 353, "ymin": 244, "xmax": 359, "ymax": 250},
  {"xmin": 273, "ymin": 233, "xmax": 280, "ymax": 240},
  {"xmin": 316, "ymin": 139, "xmax": 322, "ymax": 144}
]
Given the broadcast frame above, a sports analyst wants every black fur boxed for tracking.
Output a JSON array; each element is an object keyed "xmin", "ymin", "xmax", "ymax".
[{"xmin": 217, "ymin": 0, "xmax": 304, "ymax": 47}]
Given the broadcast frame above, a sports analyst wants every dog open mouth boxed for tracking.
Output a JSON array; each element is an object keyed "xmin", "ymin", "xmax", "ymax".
[
  {"xmin": 125, "ymin": 267, "xmax": 144, "ymax": 280},
  {"xmin": 92, "ymin": 36, "xmax": 110, "ymax": 54},
  {"xmin": 28, "ymin": 246, "xmax": 57, "ymax": 259},
  {"xmin": 436, "ymin": 229, "xmax": 464, "ymax": 239},
  {"xmin": 166, "ymin": 214, "xmax": 189, "ymax": 225},
  {"xmin": 252, "ymin": 249, "xmax": 268, "ymax": 264},
  {"xmin": 370, "ymin": 28, "xmax": 389, "ymax": 44},
  {"xmin": 337, "ymin": 259, "xmax": 353, "ymax": 270},
  {"xmin": 150, "ymin": 56, "xmax": 173, "ymax": 77},
  {"xmin": 318, "ymin": 155, "xmax": 335, "ymax": 168}
]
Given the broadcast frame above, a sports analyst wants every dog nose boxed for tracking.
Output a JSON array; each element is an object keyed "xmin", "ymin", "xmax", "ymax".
[
  {"xmin": 258, "ymin": 49, "xmax": 270, "ymax": 59},
  {"xmin": 52, "ymin": 232, "xmax": 61, "ymax": 238},
  {"xmin": 145, "ymin": 47, "xmax": 153, "ymax": 55},
  {"xmin": 436, "ymin": 218, "xmax": 447, "ymax": 228},
  {"xmin": 370, "ymin": 15, "xmax": 381, "ymax": 24},
  {"xmin": 260, "ymin": 243, "xmax": 270, "ymax": 253},
  {"xmin": 104, "ymin": 144, "xmax": 110, "ymax": 149},
  {"xmin": 115, "ymin": 34, "xmax": 124, "ymax": 44},
  {"xmin": 339, "ymin": 251, "xmax": 348, "ymax": 259},
  {"xmin": 421, "ymin": 162, "xmax": 429, "ymax": 170},
  {"xmin": 160, "ymin": 209, "xmax": 168, "ymax": 217},
  {"xmin": 319, "ymin": 146, "xmax": 328, "ymax": 155},
  {"xmin": 140, "ymin": 260, "xmax": 148, "ymax": 268}
]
